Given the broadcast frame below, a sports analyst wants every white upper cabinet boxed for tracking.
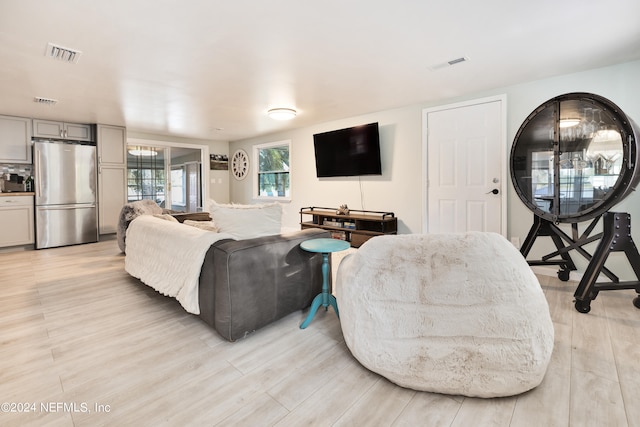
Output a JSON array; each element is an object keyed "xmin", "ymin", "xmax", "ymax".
[
  {"xmin": 97, "ymin": 124, "xmax": 127, "ymax": 165},
  {"xmin": 0, "ymin": 115, "xmax": 32, "ymax": 164},
  {"xmin": 32, "ymin": 119, "xmax": 93, "ymax": 142}
]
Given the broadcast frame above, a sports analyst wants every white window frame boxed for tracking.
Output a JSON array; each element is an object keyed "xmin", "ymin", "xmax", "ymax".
[
  {"xmin": 253, "ymin": 139, "xmax": 291, "ymax": 201},
  {"xmin": 170, "ymin": 166, "xmax": 186, "ymax": 208}
]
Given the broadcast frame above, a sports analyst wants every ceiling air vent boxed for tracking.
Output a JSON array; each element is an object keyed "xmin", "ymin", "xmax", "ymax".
[
  {"xmin": 428, "ymin": 56, "xmax": 470, "ymax": 71},
  {"xmin": 45, "ymin": 42, "xmax": 82, "ymax": 64},
  {"xmin": 447, "ymin": 57, "xmax": 468, "ymax": 66},
  {"xmin": 34, "ymin": 97, "xmax": 58, "ymax": 106}
]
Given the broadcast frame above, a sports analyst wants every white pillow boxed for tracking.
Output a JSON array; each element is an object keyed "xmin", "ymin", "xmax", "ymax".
[
  {"xmin": 209, "ymin": 201, "xmax": 282, "ymax": 239},
  {"xmin": 183, "ymin": 219, "xmax": 219, "ymax": 232}
]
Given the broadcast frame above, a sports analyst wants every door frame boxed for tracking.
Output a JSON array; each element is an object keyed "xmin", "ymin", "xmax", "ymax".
[
  {"xmin": 127, "ymin": 138, "xmax": 210, "ymax": 211},
  {"xmin": 421, "ymin": 94, "xmax": 508, "ymax": 236}
]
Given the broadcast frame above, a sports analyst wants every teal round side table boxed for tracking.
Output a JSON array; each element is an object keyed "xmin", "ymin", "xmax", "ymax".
[{"xmin": 299, "ymin": 238, "xmax": 351, "ymax": 329}]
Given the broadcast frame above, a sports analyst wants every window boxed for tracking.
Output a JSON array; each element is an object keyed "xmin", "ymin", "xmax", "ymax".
[
  {"xmin": 127, "ymin": 145, "xmax": 166, "ymax": 206},
  {"xmin": 127, "ymin": 168, "xmax": 166, "ymax": 204},
  {"xmin": 171, "ymin": 167, "xmax": 185, "ymax": 207},
  {"xmin": 254, "ymin": 140, "xmax": 290, "ymax": 200}
]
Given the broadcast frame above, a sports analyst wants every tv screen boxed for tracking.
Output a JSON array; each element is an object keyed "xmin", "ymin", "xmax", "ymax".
[{"xmin": 313, "ymin": 122, "xmax": 382, "ymax": 177}]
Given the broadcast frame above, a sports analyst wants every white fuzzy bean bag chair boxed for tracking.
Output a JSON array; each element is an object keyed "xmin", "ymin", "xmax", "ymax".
[{"xmin": 336, "ymin": 232, "xmax": 554, "ymax": 398}]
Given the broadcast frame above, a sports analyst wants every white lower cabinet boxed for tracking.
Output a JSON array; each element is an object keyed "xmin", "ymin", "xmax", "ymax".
[
  {"xmin": 98, "ymin": 166, "xmax": 126, "ymax": 234},
  {"xmin": 0, "ymin": 195, "xmax": 34, "ymax": 247}
]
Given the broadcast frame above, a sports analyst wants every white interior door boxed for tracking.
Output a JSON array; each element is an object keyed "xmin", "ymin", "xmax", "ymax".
[{"xmin": 425, "ymin": 97, "xmax": 505, "ymax": 234}]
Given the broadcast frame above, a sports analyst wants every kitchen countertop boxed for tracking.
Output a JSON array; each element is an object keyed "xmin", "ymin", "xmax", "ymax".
[{"xmin": 0, "ymin": 192, "xmax": 35, "ymax": 196}]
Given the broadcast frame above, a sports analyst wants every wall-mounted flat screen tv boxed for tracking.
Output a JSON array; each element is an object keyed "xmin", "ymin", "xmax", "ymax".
[{"xmin": 313, "ymin": 122, "xmax": 382, "ymax": 177}]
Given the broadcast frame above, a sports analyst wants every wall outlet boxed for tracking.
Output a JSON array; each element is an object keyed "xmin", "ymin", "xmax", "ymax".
[{"xmin": 510, "ymin": 237, "xmax": 521, "ymax": 248}]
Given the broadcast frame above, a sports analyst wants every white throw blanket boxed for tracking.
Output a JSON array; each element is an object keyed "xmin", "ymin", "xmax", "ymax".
[{"xmin": 125, "ymin": 215, "xmax": 234, "ymax": 314}]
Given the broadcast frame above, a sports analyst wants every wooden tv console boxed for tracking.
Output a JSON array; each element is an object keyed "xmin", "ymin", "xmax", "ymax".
[{"xmin": 299, "ymin": 207, "xmax": 397, "ymax": 247}]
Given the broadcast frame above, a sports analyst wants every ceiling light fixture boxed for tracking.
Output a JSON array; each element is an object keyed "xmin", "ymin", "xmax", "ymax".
[
  {"xmin": 128, "ymin": 148, "xmax": 158, "ymax": 156},
  {"xmin": 267, "ymin": 108, "xmax": 297, "ymax": 120}
]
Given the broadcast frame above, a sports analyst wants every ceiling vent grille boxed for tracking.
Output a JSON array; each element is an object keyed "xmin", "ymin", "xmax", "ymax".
[
  {"xmin": 45, "ymin": 42, "xmax": 82, "ymax": 64},
  {"xmin": 34, "ymin": 97, "xmax": 58, "ymax": 106},
  {"xmin": 447, "ymin": 57, "xmax": 468, "ymax": 66},
  {"xmin": 428, "ymin": 56, "xmax": 470, "ymax": 71}
]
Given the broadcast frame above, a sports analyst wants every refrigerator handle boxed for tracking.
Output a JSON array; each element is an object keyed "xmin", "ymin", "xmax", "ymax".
[
  {"xmin": 36, "ymin": 149, "xmax": 42, "ymax": 195},
  {"xmin": 38, "ymin": 204, "xmax": 96, "ymax": 210}
]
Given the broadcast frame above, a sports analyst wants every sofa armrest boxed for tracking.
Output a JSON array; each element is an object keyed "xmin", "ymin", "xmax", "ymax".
[
  {"xmin": 198, "ymin": 228, "xmax": 330, "ymax": 341},
  {"xmin": 116, "ymin": 200, "xmax": 163, "ymax": 252}
]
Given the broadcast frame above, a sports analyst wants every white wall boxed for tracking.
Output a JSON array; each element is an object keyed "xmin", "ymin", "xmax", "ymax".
[
  {"xmin": 229, "ymin": 60, "xmax": 640, "ymax": 276},
  {"xmin": 229, "ymin": 106, "xmax": 422, "ymax": 234}
]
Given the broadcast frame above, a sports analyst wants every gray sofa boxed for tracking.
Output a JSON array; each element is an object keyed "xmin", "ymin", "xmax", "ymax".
[
  {"xmin": 119, "ymin": 201, "xmax": 329, "ymax": 341},
  {"xmin": 198, "ymin": 228, "xmax": 328, "ymax": 341}
]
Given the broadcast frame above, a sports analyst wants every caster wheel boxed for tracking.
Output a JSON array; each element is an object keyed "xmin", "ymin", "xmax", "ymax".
[
  {"xmin": 557, "ymin": 269, "xmax": 570, "ymax": 282},
  {"xmin": 575, "ymin": 300, "xmax": 591, "ymax": 313},
  {"xmin": 633, "ymin": 296, "xmax": 640, "ymax": 309}
]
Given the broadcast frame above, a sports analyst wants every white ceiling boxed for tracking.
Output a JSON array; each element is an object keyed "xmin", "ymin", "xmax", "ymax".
[{"xmin": 1, "ymin": 0, "xmax": 639, "ymax": 142}]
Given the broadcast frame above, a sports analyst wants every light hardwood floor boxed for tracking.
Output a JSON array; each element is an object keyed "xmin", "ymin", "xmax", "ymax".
[{"xmin": 1, "ymin": 239, "xmax": 639, "ymax": 426}]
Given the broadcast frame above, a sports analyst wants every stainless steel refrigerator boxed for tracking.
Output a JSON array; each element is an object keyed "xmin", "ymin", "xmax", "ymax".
[{"xmin": 34, "ymin": 140, "xmax": 99, "ymax": 249}]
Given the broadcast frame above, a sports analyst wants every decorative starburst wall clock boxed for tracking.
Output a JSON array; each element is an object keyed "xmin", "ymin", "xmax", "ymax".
[{"xmin": 231, "ymin": 149, "xmax": 249, "ymax": 180}]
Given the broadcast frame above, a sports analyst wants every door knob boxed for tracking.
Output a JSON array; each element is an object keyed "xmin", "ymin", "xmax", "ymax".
[{"xmin": 487, "ymin": 188, "xmax": 499, "ymax": 195}]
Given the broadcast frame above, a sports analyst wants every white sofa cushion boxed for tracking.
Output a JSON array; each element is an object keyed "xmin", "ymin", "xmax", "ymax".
[
  {"xmin": 209, "ymin": 200, "xmax": 282, "ymax": 239},
  {"xmin": 153, "ymin": 213, "xmax": 179, "ymax": 222},
  {"xmin": 183, "ymin": 219, "xmax": 219, "ymax": 232}
]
